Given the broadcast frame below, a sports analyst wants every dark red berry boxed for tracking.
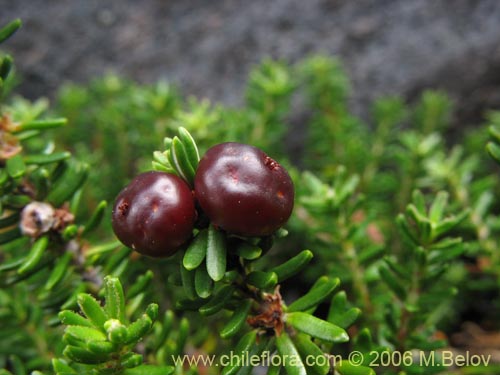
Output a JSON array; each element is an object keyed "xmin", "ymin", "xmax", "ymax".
[
  {"xmin": 112, "ymin": 171, "xmax": 196, "ymax": 257},
  {"xmin": 194, "ymin": 142, "xmax": 294, "ymax": 237}
]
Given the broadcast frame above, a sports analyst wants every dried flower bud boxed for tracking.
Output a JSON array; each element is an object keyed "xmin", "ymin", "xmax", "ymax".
[{"xmin": 20, "ymin": 201, "xmax": 56, "ymax": 237}]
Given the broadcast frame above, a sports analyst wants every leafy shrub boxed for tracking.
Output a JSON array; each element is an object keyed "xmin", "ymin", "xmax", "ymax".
[{"xmin": 1, "ymin": 19, "xmax": 500, "ymax": 375}]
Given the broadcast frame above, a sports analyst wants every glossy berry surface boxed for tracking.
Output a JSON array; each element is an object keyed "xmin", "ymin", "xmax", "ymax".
[
  {"xmin": 194, "ymin": 142, "xmax": 294, "ymax": 236},
  {"xmin": 112, "ymin": 171, "xmax": 196, "ymax": 257}
]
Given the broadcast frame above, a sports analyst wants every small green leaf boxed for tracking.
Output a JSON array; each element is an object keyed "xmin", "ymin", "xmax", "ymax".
[
  {"xmin": 183, "ymin": 229, "xmax": 208, "ymax": 270},
  {"xmin": 171, "ymin": 136, "xmax": 196, "ymax": 184},
  {"xmin": 206, "ymin": 224, "xmax": 226, "ymax": 281},
  {"xmin": 288, "ymin": 277, "xmax": 339, "ymax": 312},
  {"xmin": 270, "ymin": 250, "xmax": 313, "ymax": 282},
  {"xmin": 336, "ymin": 360, "xmax": 375, "ymax": 375},
  {"xmin": 429, "ymin": 191, "xmax": 448, "ymax": 222},
  {"xmin": 327, "ymin": 292, "xmax": 361, "ymax": 329},
  {"xmin": 63, "ymin": 345, "xmax": 110, "ymax": 364},
  {"xmin": 294, "ymin": 333, "xmax": 330, "ymax": 375},
  {"xmin": 23, "ymin": 152, "xmax": 71, "ymax": 165},
  {"xmin": 47, "ymin": 161, "xmax": 89, "ymax": 207},
  {"xmin": 246, "ymin": 271, "xmax": 278, "ymax": 290},
  {"xmin": 15, "ymin": 118, "xmax": 67, "ymax": 132},
  {"xmin": 180, "ymin": 263, "xmax": 197, "ymax": 300},
  {"xmin": 6, "ymin": 154, "xmax": 26, "ymax": 178},
  {"xmin": 379, "ymin": 266, "xmax": 407, "ymax": 301},
  {"xmin": 45, "ymin": 252, "xmax": 72, "ymax": 290},
  {"xmin": 104, "ymin": 319, "xmax": 128, "ymax": 344},
  {"xmin": 286, "ymin": 312, "xmax": 349, "ymax": 343},
  {"xmin": 125, "ymin": 314, "xmax": 153, "ymax": 344},
  {"xmin": 195, "ymin": 263, "xmax": 214, "ymax": 298},
  {"xmin": 52, "ymin": 358, "xmax": 77, "ymax": 375},
  {"xmin": 82, "ymin": 200, "xmax": 107, "ymax": 236},
  {"xmin": 222, "ymin": 330, "xmax": 257, "ymax": 375},
  {"xmin": 0, "ymin": 19, "xmax": 22, "ymax": 43},
  {"xmin": 220, "ymin": 299, "xmax": 252, "ymax": 339},
  {"xmin": 77, "ymin": 293, "xmax": 108, "ymax": 329},
  {"xmin": 433, "ymin": 209, "xmax": 470, "ymax": 239},
  {"xmin": 103, "ymin": 276, "xmax": 126, "ymax": 322},
  {"xmin": 199, "ymin": 285, "xmax": 235, "ymax": 316},
  {"xmin": 121, "ymin": 353, "xmax": 143, "ymax": 368},
  {"xmin": 235, "ymin": 242, "xmax": 262, "ymax": 260},
  {"xmin": 64, "ymin": 326, "xmax": 107, "ymax": 343},
  {"xmin": 87, "ymin": 341, "xmax": 117, "ymax": 354},
  {"xmin": 17, "ymin": 235, "xmax": 49, "ymax": 275},
  {"xmin": 275, "ymin": 331, "xmax": 307, "ymax": 375},
  {"xmin": 178, "ymin": 127, "xmax": 200, "ymax": 168},
  {"xmin": 487, "ymin": 141, "xmax": 500, "ymax": 163},
  {"xmin": 123, "ymin": 365, "xmax": 175, "ymax": 375},
  {"xmin": 126, "ymin": 270, "xmax": 154, "ymax": 299},
  {"xmin": 58, "ymin": 310, "xmax": 92, "ymax": 327}
]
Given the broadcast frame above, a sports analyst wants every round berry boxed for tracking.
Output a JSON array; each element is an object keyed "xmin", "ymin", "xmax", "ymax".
[
  {"xmin": 194, "ymin": 142, "xmax": 294, "ymax": 237},
  {"xmin": 112, "ymin": 171, "xmax": 196, "ymax": 257}
]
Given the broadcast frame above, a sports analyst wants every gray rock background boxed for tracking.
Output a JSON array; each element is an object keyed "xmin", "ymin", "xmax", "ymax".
[{"xmin": 1, "ymin": 0, "xmax": 500, "ymax": 125}]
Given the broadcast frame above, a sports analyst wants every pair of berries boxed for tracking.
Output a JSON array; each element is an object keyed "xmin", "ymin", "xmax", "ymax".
[{"xmin": 112, "ymin": 142, "xmax": 294, "ymax": 257}]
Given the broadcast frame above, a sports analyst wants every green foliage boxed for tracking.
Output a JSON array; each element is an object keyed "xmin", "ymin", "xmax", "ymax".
[{"xmin": 2, "ymin": 18, "xmax": 500, "ymax": 375}]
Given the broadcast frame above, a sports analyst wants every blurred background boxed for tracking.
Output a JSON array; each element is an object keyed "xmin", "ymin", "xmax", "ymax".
[{"xmin": 2, "ymin": 0, "xmax": 500, "ymax": 124}]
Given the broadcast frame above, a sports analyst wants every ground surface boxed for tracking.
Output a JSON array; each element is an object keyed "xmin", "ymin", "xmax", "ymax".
[{"xmin": 2, "ymin": 0, "xmax": 500, "ymax": 125}]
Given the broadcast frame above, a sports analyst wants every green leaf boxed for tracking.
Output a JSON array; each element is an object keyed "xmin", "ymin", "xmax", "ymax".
[
  {"xmin": 195, "ymin": 263, "xmax": 214, "ymax": 298},
  {"xmin": 286, "ymin": 312, "xmax": 349, "ymax": 343},
  {"xmin": 104, "ymin": 276, "xmax": 126, "ymax": 322},
  {"xmin": 433, "ymin": 209, "xmax": 470, "ymax": 239},
  {"xmin": 336, "ymin": 360, "xmax": 375, "ymax": 375},
  {"xmin": 87, "ymin": 341, "xmax": 117, "ymax": 354},
  {"xmin": 77, "ymin": 293, "xmax": 108, "ymax": 329},
  {"xmin": 123, "ymin": 365, "xmax": 175, "ymax": 375},
  {"xmin": 275, "ymin": 331, "xmax": 307, "ymax": 375},
  {"xmin": 294, "ymin": 333, "xmax": 330, "ymax": 375},
  {"xmin": 246, "ymin": 271, "xmax": 278, "ymax": 290},
  {"xmin": 353, "ymin": 328, "xmax": 373, "ymax": 352},
  {"xmin": 171, "ymin": 136, "xmax": 196, "ymax": 184},
  {"xmin": 47, "ymin": 161, "xmax": 89, "ymax": 207},
  {"xmin": 220, "ymin": 299, "xmax": 252, "ymax": 339},
  {"xmin": 17, "ymin": 235, "xmax": 49, "ymax": 275},
  {"xmin": 358, "ymin": 245, "xmax": 385, "ymax": 266},
  {"xmin": 104, "ymin": 319, "xmax": 128, "ymax": 344},
  {"xmin": 15, "ymin": 118, "xmax": 67, "ymax": 132},
  {"xmin": 486, "ymin": 141, "xmax": 500, "ymax": 163},
  {"xmin": 327, "ymin": 292, "xmax": 361, "ymax": 329},
  {"xmin": 183, "ymin": 229, "xmax": 208, "ymax": 270},
  {"xmin": 235, "ymin": 242, "xmax": 262, "ymax": 260},
  {"xmin": 126, "ymin": 270, "xmax": 154, "ymax": 299},
  {"xmin": 58, "ymin": 310, "xmax": 92, "ymax": 327},
  {"xmin": 64, "ymin": 326, "xmax": 107, "ymax": 343},
  {"xmin": 199, "ymin": 285, "xmax": 235, "ymax": 316},
  {"xmin": 206, "ymin": 224, "xmax": 226, "ymax": 281},
  {"xmin": 121, "ymin": 353, "xmax": 143, "ymax": 368},
  {"xmin": 0, "ymin": 55, "xmax": 11, "ymax": 81},
  {"xmin": 6, "ymin": 154, "xmax": 26, "ymax": 178},
  {"xmin": 81, "ymin": 200, "xmax": 107, "ymax": 235},
  {"xmin": 222, "ymin": 330, "xmax": 257, "ymax": 375},
  {"xmin": 23, "ymin": 152, "xmax": 71, "ymax": 165},
  {"xmin": 270, "ymin": 250, "xmax": 313, "ymax": 282},
  {"xmin": 125, "ymin": 314, "xmax": 153, "ymax": 344},
  {"xmin": 52, "ymin": 358, "xmax": 77, "ymax": 375},
  {"xmin": 180, "ymin": 263, "xmax": 197, "ymax": 300},
  {"xmin": 379, "ymin": 266, "xmax": 407, "ymax": 301},
  {"xmin": 178, "ymin": 127, "xmax": 200, "ymax": 167},
  {"xmin": 63, "ymin": 345, "xmax": 110, "ymax": 364},
  {"xmin": 45, "ymin": 252, "xmax": 72, "ymax": 290},
  {"xmin": 288, "ymin": 277, "xmax": 339, "ymax": 312},
  {"xmin": 0, "ymin": 19, "xmax": 22, "ymax": 44},
  {"xmin": 429, "ymin": 191, "xmax": 448, "ymax": 222}
]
